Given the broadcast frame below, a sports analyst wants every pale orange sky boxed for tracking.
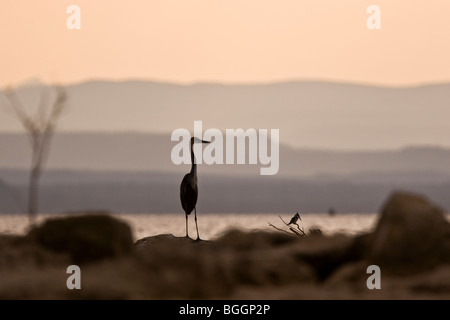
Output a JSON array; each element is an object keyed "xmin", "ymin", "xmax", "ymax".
[{"xmin": 1, "ymin": 0, "xmax": 449, "ymax": 87}]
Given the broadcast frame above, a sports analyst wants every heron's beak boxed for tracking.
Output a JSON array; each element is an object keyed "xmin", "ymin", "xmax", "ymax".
[{"xmin": 193, "ymin": 137, "xmax": 210, "ymax": 144}]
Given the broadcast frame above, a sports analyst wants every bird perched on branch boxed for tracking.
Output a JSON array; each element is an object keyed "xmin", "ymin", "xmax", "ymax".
[{"xmin": 288, "ymin": 212, "xmax": 301, "ymax": 226}]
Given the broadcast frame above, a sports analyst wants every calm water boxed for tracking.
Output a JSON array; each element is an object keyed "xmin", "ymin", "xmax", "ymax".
[{"xmin": 0, "ymin": 213, "xmax": 380, "ymax": 241}]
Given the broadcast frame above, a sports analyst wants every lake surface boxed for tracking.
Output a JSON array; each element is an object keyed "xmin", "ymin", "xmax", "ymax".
[{"xmin": 0, "ymin": 212, "xmax": 381, "ymax": 240}]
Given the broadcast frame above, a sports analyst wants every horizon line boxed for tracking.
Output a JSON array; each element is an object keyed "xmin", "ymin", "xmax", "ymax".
[
  {"xmin": 13, "ymin": 76, "xmax": 450, "ymax": 90},
  {"xmin": 0, "ymin": 130, "xmax": 449, "ymax": 153}
]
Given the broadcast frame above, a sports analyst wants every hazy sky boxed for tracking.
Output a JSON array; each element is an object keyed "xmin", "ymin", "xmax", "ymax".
[{"xmin": 1, "ymin": 0, "xmax": 449, "ymax": 87}]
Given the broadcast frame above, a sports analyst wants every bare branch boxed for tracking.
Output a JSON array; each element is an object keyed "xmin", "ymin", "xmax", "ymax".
[
  {"xmin": 36, "ymin": 89, "xmax": 50, "ymax": 129},
  {"xmin": 267, "ymin": 223, "xmax": 297, "ymax": 236},
  {"xmin": 47, "ymin": 87, "xmax": 67, "ymax": 129},
  {"xmin": 5, "ymin": 87, "xmax": 31, "ymax": 128}
]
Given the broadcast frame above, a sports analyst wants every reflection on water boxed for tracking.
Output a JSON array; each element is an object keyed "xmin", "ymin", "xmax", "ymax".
[{"xmin": 0, "ymin": 213, "xmax": 381, "ymax": 240}]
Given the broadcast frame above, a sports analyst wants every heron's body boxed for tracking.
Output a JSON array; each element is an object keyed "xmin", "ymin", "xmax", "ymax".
[
  {"xmin": 180, "ymin": 137, "xmax": 209, "ymax": 240},
  {"xmin": 180, "ymin": 172, "xmax": 197, "ymax": 216}
]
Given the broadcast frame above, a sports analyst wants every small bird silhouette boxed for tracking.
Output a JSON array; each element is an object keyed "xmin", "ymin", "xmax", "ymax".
[{"xmin": 288, "ymin": 212, "xmax": 301, "ymax": 225}]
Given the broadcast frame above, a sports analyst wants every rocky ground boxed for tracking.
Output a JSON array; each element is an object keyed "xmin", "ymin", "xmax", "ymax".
[{"xmin": 0, "ymin": 191, "xmax": 449, "ymax": 299}]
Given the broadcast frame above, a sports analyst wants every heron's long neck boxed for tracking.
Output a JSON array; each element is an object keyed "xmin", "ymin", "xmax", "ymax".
[{"xmin": 190, "ymin": 141, "xmax": 197, "ymax": 175}]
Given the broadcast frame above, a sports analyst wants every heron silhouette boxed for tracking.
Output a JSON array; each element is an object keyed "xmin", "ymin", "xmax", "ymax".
[{"xmin": 180, "ymin": 137, "xmax": 210, "ymax": 241}]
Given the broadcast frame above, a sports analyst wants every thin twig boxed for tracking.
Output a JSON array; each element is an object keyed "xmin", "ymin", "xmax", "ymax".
[{"xmin": 267, "ymin": 223, "xmax": 297, "ymax": 237}]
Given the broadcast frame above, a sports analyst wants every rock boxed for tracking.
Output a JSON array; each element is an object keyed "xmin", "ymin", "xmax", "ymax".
[
  {"xmin": 28, "ymin": 214, "xmax": 133, "ymax": 264},
  {"xmin": 134, "ymin": 234, "xmax": 179, "ymax": 247},
  {"xmin": 0, "ymin": 234, "xmax": 69, "ymax": 270},
  {"xmin": 309, "ymin": 228, "xmax": 323, "ymax": 235},
  {"xmin": 290, "ymin": 234, "xmax": 364, "ymax": 281},
  {"xmin": 214, "ymin": 229, "xmax": 296, "ymax": 250},
  {"xmin": 4, "ymin": 190, "xmax": 450, "ymax": 299},
  {"xmin": 215, "ymin": 230, "xmax": 315, "ymax": 286},
  {"xmin": 134, "ymin": 234, "xmax": 207, "ymax": 247},
  {"xmin": 325, "ymin": 261, "xmax": 370, "ymax": 289},
  {"xmin": 368, "ymin": 191, "xmax": 450, "ymax": 274},
  {"xmin": 132, "ymin": 230, "xmax": 316, "ymax": 298}
]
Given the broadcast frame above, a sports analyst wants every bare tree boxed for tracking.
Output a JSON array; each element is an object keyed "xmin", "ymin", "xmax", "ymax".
[{"xmin": 3, "ymin": 86, "xmax": 67, "ymax": 226}]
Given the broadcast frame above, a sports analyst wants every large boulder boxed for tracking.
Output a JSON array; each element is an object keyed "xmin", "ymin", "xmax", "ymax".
[
  {"xmin": 133, "ymin": 230, "xmax": 316, "ymax": 298},
  {"xmin": 368, "ymin": 191, "xmax": 450, "ymax": 274},
  {"xmin": 29, "ymin": 214, "xmax": 133, "ymax": 264}
]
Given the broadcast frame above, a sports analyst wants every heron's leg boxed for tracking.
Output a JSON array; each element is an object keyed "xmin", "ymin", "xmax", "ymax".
[
  {"xmin": 185, "ymin": 213, "xmax": 189, "ymax": 238},
  {"xmin": 194, "ymin": 207, "xmax": 201, "ymax": 241}
]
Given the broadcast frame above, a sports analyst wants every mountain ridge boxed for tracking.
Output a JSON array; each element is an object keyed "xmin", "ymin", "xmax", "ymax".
[
  {"xmin": 1, "ymin": 132, "xmax": 450, "ymax": 177},
  {"xmin": 1, "ymin": 80, "xmax": 450, "ymax": 149}
]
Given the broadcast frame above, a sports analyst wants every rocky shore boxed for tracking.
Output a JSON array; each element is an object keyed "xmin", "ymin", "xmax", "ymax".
[{"xmin": 0, "ymin": 191, "xmax": 449, "ymax": 299}]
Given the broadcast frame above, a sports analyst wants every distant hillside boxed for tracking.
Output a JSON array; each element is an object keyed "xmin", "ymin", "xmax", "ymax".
[
  {"xmin": 1, "ymin": 133, "xmax": 450, "ymax": 178},
  {"xmin": 1, "ymin": 80, "xmax": 450, "ymax": 149},
  {"xmin": 0, "ymin": 178, "xmax": 21, "ymax": 212},
  {"xmin": 1, "ymin": 168, "xmax": 449, "ymax": 214},
  {"xmin": 2, "ymin": 80, "xmax": 450, "ymax": 214}
]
